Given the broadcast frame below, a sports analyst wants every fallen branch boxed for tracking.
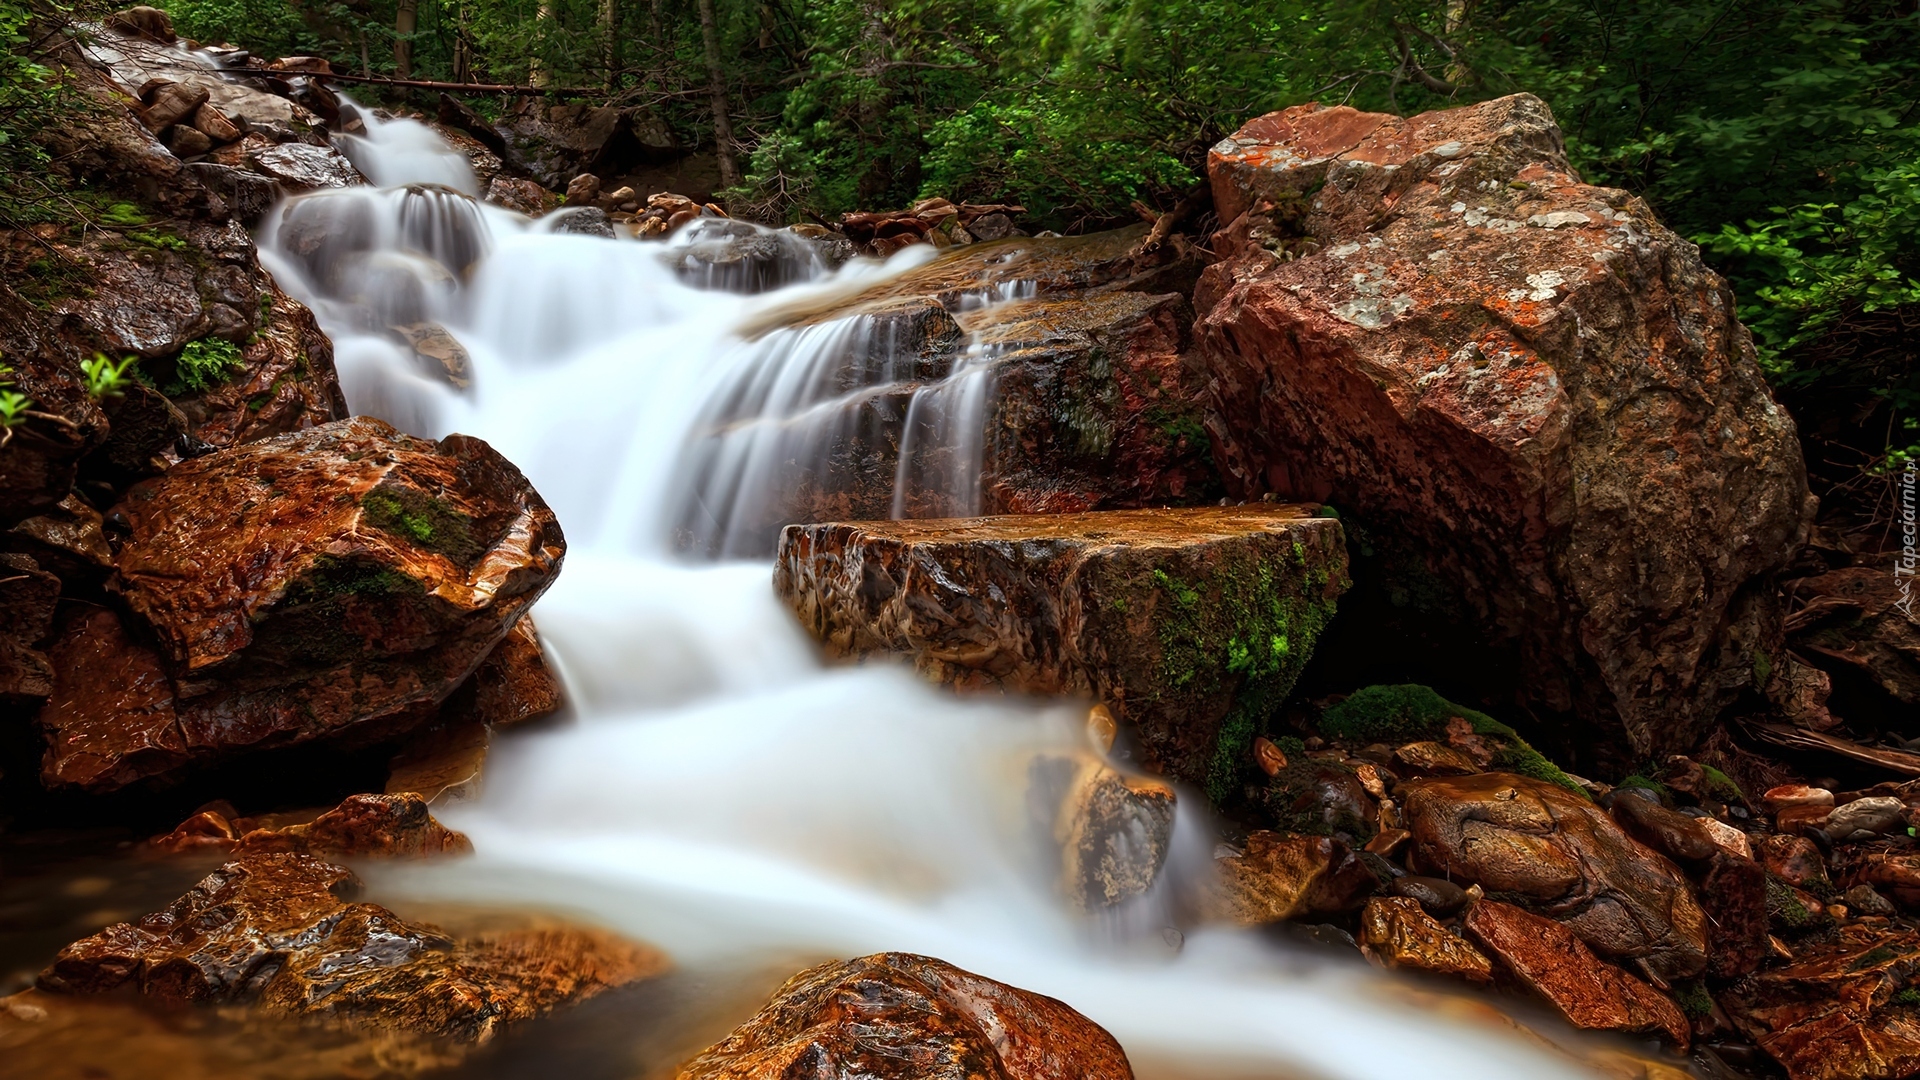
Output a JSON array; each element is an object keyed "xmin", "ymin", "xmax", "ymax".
[
  {"xmin": 1748, "ymin": 722, "xmax": 1920, "ymax": 777},
  {"xmin": 1130, "ymin": 183, "xmax": 1213, "ymax": 257},
  {"xmin": 223, "ymin": 68, "xmax": 603, "ymax": 98}
]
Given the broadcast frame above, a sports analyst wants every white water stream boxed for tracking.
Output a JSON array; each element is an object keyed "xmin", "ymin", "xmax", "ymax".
[{"xmin": 257, "ymin": 106, "xmax": 1605, "ymax": 1079}]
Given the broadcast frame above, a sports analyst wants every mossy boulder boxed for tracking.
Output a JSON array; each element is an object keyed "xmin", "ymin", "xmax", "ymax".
[
  {"xmin": 1320, "ymin": 683, "xmax": 1584, "ymax": 796},
  {"xmin": 775, "ymin": 505, "xmax": 1348, "ymax": 794},
  {"xmin": 35, "ymin": 416, "xmax": 564, "ymax": 791}
]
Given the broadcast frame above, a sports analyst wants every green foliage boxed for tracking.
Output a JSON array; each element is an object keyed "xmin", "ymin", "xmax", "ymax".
[
  {"xmin": 166, "ymin": 337, "xmax": 246, "ymax": 394},
  {"xmin": 81, "ymin": 353, "xmax": 138, "ymax": 399},
  {"xmin": 1700, "ymin": 764, "xmax": 1746, "ymax": 805},
  {"xmin": 99, "ymin": 202, "xmax": 150, "ymax": 227},
  {"xmin": 1320, "ymin": 684, "xmax": 1585, "ymax": 796},
  {"xmin": 1674, "ymin": 982, "xmax": 1715, "ymax": 1020},
  {"xmin": 166, "ymin": 0, "xmax": 320, "ymax": 61},
  {"xmin": 0, "ymin": 360, "xmax": 32, "ymax": 431}
]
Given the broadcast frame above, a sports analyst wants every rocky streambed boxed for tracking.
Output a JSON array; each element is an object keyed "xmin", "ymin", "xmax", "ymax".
[{"xmin": 3, "ymin": 9, "xmax": 1919, "ymax": 1080}]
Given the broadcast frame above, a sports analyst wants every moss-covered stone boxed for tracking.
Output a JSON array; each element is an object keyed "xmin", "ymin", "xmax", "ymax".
[
  {"xmin": 774, "ymin": 505, "xmax": 1349, "ymax": 794},
  {"xmin": 1319, "ymin": 683, "xmax": 1585, "ymax": 797}
]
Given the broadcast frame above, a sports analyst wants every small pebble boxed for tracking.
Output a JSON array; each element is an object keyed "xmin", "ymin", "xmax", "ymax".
[{"xmin": 1843, "ymin": 884, "xmax": 1898, "ymax": 917}]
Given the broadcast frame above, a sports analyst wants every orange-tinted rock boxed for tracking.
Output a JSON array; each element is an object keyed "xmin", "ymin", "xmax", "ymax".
[
  {"xmin": 1844, "ymin": 851, "xmax": 1920, "ymax": 909},
  {"xmin": 1765, "ymin": 785, "xmax": 1837, "ymax": 813},
  {"xmin": 230, "ymin": 793, "xmax": 472, "ymax": 858},
  {"xmin": 1758, "ymin": 834, "xmax": 1833, "ymax": 892},
  {"xmin": 675, "ymin": 952, "xmax": 1132, "ymax": 1080},
  {"xmin": 471, "ymin": 617, "xmax": 562, "ymax": 727},
  {"xmin": 1402, "ymin": 773, "xmax": 1709, "ymax": 980},
  {"xmin": 1393, "ymin": 740, "xmax": 1479, "ymax": 776},
  {"xmin": 1358, "ymin": 896, "xmax": 1493, "ymax": 982},
  {"xmin": 775, "ymin": 506, "xmax": 1346, "ymax": 792},
  {"xmin": 1195, "ymin": 94, "xmax": 1810, "ymax": 759},
  {"xmin": 1201, "ymin": 831, "xmax": 1375, "ymax": 924},
  {"xmin": 1464, "ymin": 899, "xmax": 1689, "ymax": 1047},
  {"xmin": 1721, "ymin": 925, "xmax": 1920, "ymax": 1080},
  {"xmin": 36, "ymin": 417, "xmax": 564, "ymax": 790},
  {"xmin": 39, "ymin": 853, "xmax": 663, "ymax": 1042},
  {"xmin": 386, "ymin": 714, "xmax": 492, "ymax": 804}
]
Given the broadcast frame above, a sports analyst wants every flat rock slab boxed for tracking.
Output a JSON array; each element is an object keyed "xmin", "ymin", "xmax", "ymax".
[{"xmin": 775, "ymin": 505, "xmax": 1347, "ymax": 795}]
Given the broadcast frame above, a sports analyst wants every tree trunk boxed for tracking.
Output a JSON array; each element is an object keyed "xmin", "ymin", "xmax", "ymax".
[
  {"xmin": 393, "ymin": 0, "xmax": 418, "ymax": 80},
  {"xmin": 600, "ymin": 0, "xmax": 620, "ymax": 90},
  {"xmin": 696, "ymin": 0, "xmax": 739, "ymax": 190},
  {"xmin": 529, "ymin": 0, "xmax": 553, "ymax": 88},
  {"xmin": 452, "ymin": 0, "xmax": 472, "ymax": 83},
  {"xmin": 358, "ymin": 27, "xmax": 371, "ymax": 78}
]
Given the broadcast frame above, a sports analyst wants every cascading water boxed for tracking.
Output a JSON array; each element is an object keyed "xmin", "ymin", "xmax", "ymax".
[{"xmin": 255, "ymin": 105, "xmax": 1605, "ymax": 1079}]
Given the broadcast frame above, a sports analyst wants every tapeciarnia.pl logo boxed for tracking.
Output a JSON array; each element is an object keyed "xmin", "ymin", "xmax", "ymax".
[{"xmin": 1899, "ymin": 461, "xmax": 1917, "ymax": 620}]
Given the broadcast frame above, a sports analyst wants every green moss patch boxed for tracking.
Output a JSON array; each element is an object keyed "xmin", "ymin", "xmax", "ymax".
[
  {"xmin": 1146, "ymin": 544, "xmax": 1343, "ymax": 804},
  {"xmin": 361, "ymin": 483, "xmax": 484, "ymax": 564},
  {"xmin": 1319, "ymin": 683, "xmax": 1585, "ymax": 797}
]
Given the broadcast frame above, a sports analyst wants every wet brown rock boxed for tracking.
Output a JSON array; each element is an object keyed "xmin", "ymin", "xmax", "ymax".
[
  {"xmin": 386, "ymin": 712, "xmax": 491, "ymax": 803},
  {"xmin": 230, "ymin": 793, "xmax": 472, "ymax": 859},
  {"xmin": 1721, "ymin": 925, "xmax": 1920, "ymax": 1080},
  {"xmin": 1195, "ymin": 94, "xmax": 1811, "ymax": 760},
  {"xmin": 0, "ymin": 552, "xmax": 59, "ymax": 703},
  {"xmin": 1029, "ymin": 753, "xmax": 1176, "ymax": 910},
  {"xmin": 1697, "ymin": 816, "xmax": 1753, "ymax": 860},
  {"xmin": 1465, "ymin": 899, "xmax": 1689, "ymax": 1047},
  {"xmin": 1390, "ymin": 874, "xmax": 1470, "ymax": 918},
  {"xmin": 1394, "ymin": 740, "xmax": 1480, "ymax": 775},
  {"xmin": 140, "ymin": 81, "xmax": 209, "ymax": 132},
  {"xmin": 676, "ymin": 952, "xmax": 1132, "ymax": 1080},
  {"xmin": 775, "ymin": 506, "xmax": 1346, "ymax": 791},
  {"xmin": 38, "ymin": 854, "xmax": 664, "ymax": 1042},
  {"xmin": 1402, "ymin": 773, "xmax": 1709, "ymax": 980},
  {"xmin": 106, "ymin": 5, "xmax": 175, "ymax": 41},
  {"xmin": 1843, "ymin": 851, "xmax": 1920, "ymax": 908},
  {"xmin": 486, "ymin": 176, "xmax": 555, "ymax": 215},
  {"xmin": 192, "ymin": 102, "xmax": 243, "ymax": 144},
  {"xmin": 1257, "ymin": 757, "xmax": 1376, "ymax": 840},
  {"xmin": 1698, "ymin": 852, "xmax": 1770, "ymax": 978},
  {"xmin": 1609, "ymin": 794, "xmax": 1719, "ymax": 864},
  {"xmin": 1359, "ymin": 896, "xmax": 1493, "ymax": 982},
  {"xmin": 1789, "ymin": 567, "xmax": 1920, "ymax": 706},
  {"xmin": 1765, "ymin": 785, "xmax": 1837, "ymax": 814},
  {"xmin": 166, "ymin": 123, "xmax": 214, "ymax": 158},
  {"xmin": 36, "ymin": 417, "xmax": 563, "ymax": 790},
  {"xmin": 1201, "ymin": 831, "xmax": 1376, "ymax": 924},
  {"xmin": 1758, "ymin": 834, "xmax": 1833, "ymax": 892}
]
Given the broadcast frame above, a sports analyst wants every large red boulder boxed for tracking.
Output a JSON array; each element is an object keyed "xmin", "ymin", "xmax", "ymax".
[
  {"xmin": 1194, "ymin": 94, "xmax": 1811, "ymax": 759},
  {"xmin": 35, "ymin": 416, "xmax": 564, "ymax": 790}
]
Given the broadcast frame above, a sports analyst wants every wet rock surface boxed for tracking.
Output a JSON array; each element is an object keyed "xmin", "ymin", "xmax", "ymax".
[
  {"xmin": 675, "ymin": 952, "xmax": 1133, "ymax": 1080},
  {"xmin": 775, "ymin": 505, "xmax": 1347, "ymax": 789},
  {"xmin": 1358, "ymin": 895, "xmax": 1493, "ymax": 981},
  {"xmin": 1721, "ymin": 925, "xmax": 1920, "ymax": 1080},
  {"xmin": 153, "ymin": 792, "xmax": 473, "ymax": 858},
  {"xmin": 1200, "ymin": 831, "xmax": 1375, "ymax": 924},
  {"xmin": 38, "ymin": 853, "xmax": 665, "ymax": 1042},
  {"xmin": 1464, "ymin": 899, "xmax": 1690, "ymax": 1046},
  {"xmin": 36, "ymin": 416, "xmax": 564, "ymax": 790},
  {"xmin": 1402, "ymin": 773, "xmax": 1709, "ymax": 980},
  {"xmin": 1028, "ymin": 752, "xmax": 1176, "ymax": 910},
  {"xmin": 1195, "ymin": 93, "xmax": 1811, "ymax": 760}
]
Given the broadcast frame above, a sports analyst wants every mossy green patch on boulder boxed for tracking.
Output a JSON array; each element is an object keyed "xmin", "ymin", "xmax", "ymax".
[
  {"xmin": 1320, "ymin": 683, "xmax": 1585, "ymax": 797},
  {"xmin": 362, "ymin": 482, "xmax": 485, "ymax": 564}
]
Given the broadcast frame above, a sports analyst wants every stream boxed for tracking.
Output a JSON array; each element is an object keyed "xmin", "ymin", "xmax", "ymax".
[{"xmin": 242, "ymin": 102, "xmax": 1611, "ymax": 1080}]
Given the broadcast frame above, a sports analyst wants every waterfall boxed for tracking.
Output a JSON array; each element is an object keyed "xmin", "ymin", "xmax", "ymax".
[{"xmin": 254, "ymin": 104, "xmax": 1600, "ymax": 1080}]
